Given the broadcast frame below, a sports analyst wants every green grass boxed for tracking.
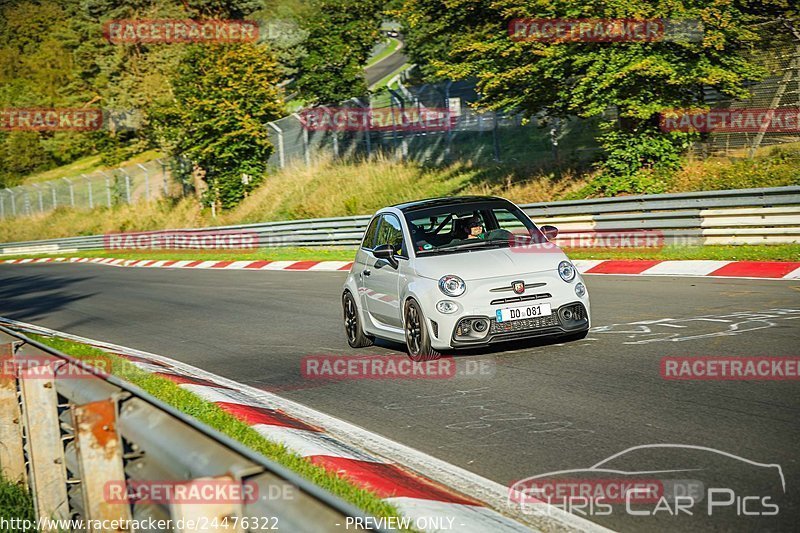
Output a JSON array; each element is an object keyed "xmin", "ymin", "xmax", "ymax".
[
  {"xmin": 2, "ymin": 244, "xmax": 798, "ymax": 263},
  {"xmin": 366, "ymin": 38, "xmax": 401, "ymax": 68},
  {"xmin": 19, "ymin": 150, "xmax": 162, "ymax": 185},
  {"xmin": 565, "ymin": 244, "xmax": 800, "ymax": 262},
  {"xmin": 0, "ymin": 476, "xmax": 35, "ymax": 531},
  {"xmin": 28, "ymin": 335, "xmax": 411, "ymax": 528}
]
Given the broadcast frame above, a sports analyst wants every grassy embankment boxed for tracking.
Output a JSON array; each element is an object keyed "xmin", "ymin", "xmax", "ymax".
[{"xmin": 1, "ymin": 144, "xmax": 798, "ymax": 262}]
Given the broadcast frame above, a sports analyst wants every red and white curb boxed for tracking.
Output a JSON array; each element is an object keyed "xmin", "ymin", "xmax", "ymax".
[
  {"xmin": 3, "ymin": 256, "xmax": 800, "ymax": 279},
  {"xmin": 0, "ymin": 317, "xmax": 609, "ymax": 533},
  {"xmin": 572, "ymin": 259, "xmax": 800, "ymax": 279},
  {"xmin": 1, "ymin": 256, "xmax": 355, "ymax": 271}
]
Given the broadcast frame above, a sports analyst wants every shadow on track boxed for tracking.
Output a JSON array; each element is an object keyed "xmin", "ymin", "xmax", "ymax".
[{"xmin": 0, "ymin": 272, "xmax": 96, "ymax": 322}]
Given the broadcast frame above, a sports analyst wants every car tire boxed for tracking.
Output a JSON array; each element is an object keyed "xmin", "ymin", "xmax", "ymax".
[
  {"xmin": 343, "ymin": 291, "xmax": 373, "ymax": 348},
  {"xmin": 404, "ymin": 299, "xmax": 441, "ymax": 361}
]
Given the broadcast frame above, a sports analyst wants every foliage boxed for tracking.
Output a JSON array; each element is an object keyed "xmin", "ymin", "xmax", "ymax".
[
  {"xmin": 150, "ymin": 43, "xmax": 284, "ymax": 209},
  {"xmin": 396, "ymin": 0, "xmax": 797, "ymax": 177},
  {"xmin": 294, "ymin": 0, "xmax": 383, "ymax": 104}
]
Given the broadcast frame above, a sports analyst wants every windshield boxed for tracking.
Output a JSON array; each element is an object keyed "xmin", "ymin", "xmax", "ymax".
[{"xmin": 405, "ymin": 201, "xmax": 546, "ymax": 256}]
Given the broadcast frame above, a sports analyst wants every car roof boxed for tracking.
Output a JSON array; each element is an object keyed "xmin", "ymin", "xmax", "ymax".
[{"xmin": 391, "ymin": 195, "xmax": 508, "ymax": 213}]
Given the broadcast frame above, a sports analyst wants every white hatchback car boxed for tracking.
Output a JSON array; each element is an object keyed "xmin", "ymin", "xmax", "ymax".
[{"xmin": 342, "ymin": 197, "xmax": 590, "ymax": 360}]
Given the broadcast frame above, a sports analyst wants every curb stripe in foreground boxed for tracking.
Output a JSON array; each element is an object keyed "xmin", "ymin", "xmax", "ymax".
[{"xmin": 0, "ymin": 318, "xmax": 605, "ymax": 532}]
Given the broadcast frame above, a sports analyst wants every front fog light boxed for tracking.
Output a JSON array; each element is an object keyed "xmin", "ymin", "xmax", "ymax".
[
  {"xmin": 436, "ymin": 300, "xmax": 458, "ymax": 314},
  {"xmin": 558, "ymin": 261, "xmax": 576, "ymax": 282},
  {"xmin": 575, "ymin": 282, "xmax": 586, "ymax": 297}
]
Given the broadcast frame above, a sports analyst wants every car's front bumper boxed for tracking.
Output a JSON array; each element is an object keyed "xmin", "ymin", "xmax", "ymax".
[{"xmin": 447, "ymin": 301, "xmax": 589, "ymax": 348}]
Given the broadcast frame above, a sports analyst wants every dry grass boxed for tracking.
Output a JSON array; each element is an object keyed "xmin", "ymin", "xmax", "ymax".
[
  {"xmin": 3, "ymin": 143, "xmax": 796, "ymax": 244},
  {"xmin": 0, "ymin": 156, "xmax": 592, "ymax": 243}
]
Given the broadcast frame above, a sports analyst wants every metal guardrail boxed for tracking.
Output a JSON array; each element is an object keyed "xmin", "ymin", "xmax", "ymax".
[
  {"xmin": 1, "ymin": 186, "xmax": 799, "ymax": 254},
  {"xmin": 0, "ymin": 326, "xmax": 384, "ymax": 532}
]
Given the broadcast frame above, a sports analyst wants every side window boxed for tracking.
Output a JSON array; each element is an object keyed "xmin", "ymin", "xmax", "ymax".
[
  {"xmin": 375, "ymin": 214, "xmax": 406, "ymax": 256},
  {"xmin": 362, "ymin": 216, "xmax": 380, "ymax": 249},
  {"xmin": 494, "ymin": 208, "xmax": 527, "ymax": 232}
]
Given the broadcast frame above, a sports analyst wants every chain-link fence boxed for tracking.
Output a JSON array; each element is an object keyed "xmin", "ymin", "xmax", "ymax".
[
  {"xmin": 266, "ymin": 77, "xmax": 603, "ymax": 172},
  {"xmin": 267, "ymin": 28, "xmax": 799, "ymax": 169},
  {"xmin": 0, "ymin": 159, "xmax": 171, "ymax": 219}
]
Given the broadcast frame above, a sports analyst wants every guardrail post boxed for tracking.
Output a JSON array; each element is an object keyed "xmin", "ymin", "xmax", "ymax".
[
  {"xmin": 19, "ymin": 353, "xmax": 69, "ymax": 527},
  {"xmin": 71, "ymin": 397, "xmax": 132, "ymax": 529},
  {"xmin": 0, "ymin": 340, "xmax": 26, "ymax": 483}
]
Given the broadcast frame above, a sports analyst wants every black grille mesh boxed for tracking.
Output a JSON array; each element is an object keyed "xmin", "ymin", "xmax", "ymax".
[{"xmin": 490, "ymin": 314, "xmax": 558, "ymax": 334}]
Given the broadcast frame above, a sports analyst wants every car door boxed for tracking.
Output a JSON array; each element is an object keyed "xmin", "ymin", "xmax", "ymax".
[
  {"xmin": 355, "ymin": 215, "xmax": 381, "ymax": 309},
  {"xmin": 362, "ymin": 213, "xmax": 405, "ymax": 328}
]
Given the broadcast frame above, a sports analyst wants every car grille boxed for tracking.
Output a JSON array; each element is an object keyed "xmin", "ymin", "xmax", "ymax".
[
  {"xmin": 490, "ymin": 293, "xmax": 552, "ymax": 306},
  {"xmin": 490, "ymin": 314, "xmax": 559, "ymax": 334}
]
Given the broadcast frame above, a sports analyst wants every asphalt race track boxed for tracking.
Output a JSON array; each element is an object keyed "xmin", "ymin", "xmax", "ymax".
[{"xmin": 1, "ymin": 263, "xmax": 798, "ymax": 532}]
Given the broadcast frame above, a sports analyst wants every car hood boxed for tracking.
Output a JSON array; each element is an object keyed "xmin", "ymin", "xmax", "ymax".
[{"xmin": 412, "ymin": 245, "xmax": 571, "ymax": 281}]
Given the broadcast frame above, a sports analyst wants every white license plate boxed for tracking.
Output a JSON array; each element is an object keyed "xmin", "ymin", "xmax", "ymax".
[{"xmin": 496, "ymin": 303, "xmax": 552, "ymax": 323}]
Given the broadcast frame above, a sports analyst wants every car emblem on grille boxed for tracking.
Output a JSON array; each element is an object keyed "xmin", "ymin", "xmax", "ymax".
[{"xmin": 512, "ymin": 281, "xmax": 525, "ymax": 294}]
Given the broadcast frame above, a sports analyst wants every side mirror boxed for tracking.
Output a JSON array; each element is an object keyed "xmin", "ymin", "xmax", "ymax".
[
  {"xmin": 540, "ymin": 225, "xmax": 558, "ymax": 241},
  {"xmin": 373, "ymin": 244, "xmax": 398, "ymax": 268}
]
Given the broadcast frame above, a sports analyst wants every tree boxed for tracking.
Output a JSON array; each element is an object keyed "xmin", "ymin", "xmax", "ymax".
[
  {"xmin": 151, "ymin": 42, "xmax": 285, "ymax": 209},
  {"xmin": 295, "ymin": 0, "xmax": 383, "ymax": 105},
  {"xmin": 398, "ymin": 0, "xmax": 796, "ymax": 192}
]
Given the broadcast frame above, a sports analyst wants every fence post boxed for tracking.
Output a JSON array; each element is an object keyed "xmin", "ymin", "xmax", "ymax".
[
  {"xmin": 117, "ymin": 169, "xmax": 132, "ymax": 204},
  {"xmin": 62, "ymin": 178, "xmax": 75, "ymax": 207},
  {"xmin": 388, "ymin": 89, "xmax": 407, "ymax": 160},
  {"xmin": 492, "ymin": 110, "xmax": 501, "ymax": 162},
  {"xmin": 5, "ymin": 188, "xmax": 16, "ymax": 216},
  {"xmin": 267, "ymin": 122, "xmax": 286, "ymax": 169},
  {"xmin": 18, "ymin": 354, "xmax": 70, "ymax": 528},
  {"xmin": 71, "ymin": 398, "xmax": 133, "ymax": 527},
  {"xmin": 83, "ymin": 174, "xmax": 93, "ymax": 209},
  {"xmin": 101, "ymin": 171, "xmax": 112, "ymax": 207},
  {"xmin": 0, "ymin": 340, "xmax": 26, "ymax": 484},
  {"xmin": 49, "ymin": 183, "xmax": 57, "ymax": 209},
  {"xmin": 22, "ymin": 187, "xmax": 32, "ymax": 215},
  {"xmin": 0, "ymin": 190, "xmax": 5, "ymax": 219},
  {"xmin": 32, "ymin": 183, "xmax": 44, "ymax": 212},
  {"xmin": 138, "ymin": 163, "xmax": 150, "ymax": 200},
  {"xmin": 156, "ymin": 158, "xmax": 168, "ymax": 196},
  {"xmin": 292, "ymin": 113, "xmax": 311, "ymax": 167}
]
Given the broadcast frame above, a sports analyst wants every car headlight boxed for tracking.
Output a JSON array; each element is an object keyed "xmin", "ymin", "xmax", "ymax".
[
  {"xmin": 558, "ymin": 261, "xmax": 576, "ymax": 282},
  {"xmin": 438, "ymin": 275, "xmax": 466, "ymax": 297},
  {"xmin": 575, "ymin": 282, "xmax": 586, "ymax": 297}
]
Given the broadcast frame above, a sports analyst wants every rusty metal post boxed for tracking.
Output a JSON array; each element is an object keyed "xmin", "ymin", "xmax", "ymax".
[
  {"xmin": 18, "ymin": 352, "xmax": 69, "ymax": 529},
  {"xmin": 71, "ymin": 398, "xmax": 132, "ymax": 531},
  {"xmin": 0, "ymin": 340, "xmax": 26, "ymax": 483}
]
